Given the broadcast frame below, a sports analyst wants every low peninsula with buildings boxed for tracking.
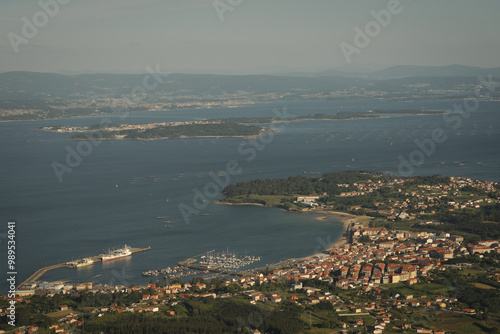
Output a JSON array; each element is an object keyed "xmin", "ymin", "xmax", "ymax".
[
  {"xmin": 38, "ymin": 110, "xmax": 447, "ymax": 142},
  {"xmin": 39, "ymin": 119, "xmax": 267, "ymax": 140}
]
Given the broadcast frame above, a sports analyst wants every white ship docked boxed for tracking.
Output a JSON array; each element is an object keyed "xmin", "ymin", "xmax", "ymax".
[{"xmin": 101, "ymin": 245, "xmax": 132, "ymax": 262}]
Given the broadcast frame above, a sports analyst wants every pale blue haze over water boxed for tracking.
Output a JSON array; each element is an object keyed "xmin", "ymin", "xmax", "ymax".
[{"xmin": 1, "ymin": 99, "xmax": 499, "ymax": 292}]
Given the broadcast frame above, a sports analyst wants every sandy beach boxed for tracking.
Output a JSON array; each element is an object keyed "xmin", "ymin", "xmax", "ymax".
[
  {"xmin": 215, "ymin": 201, "xmax": 265, "ymax": 207},
  {"xmin": 313, "ymin": 210, "xmax": 372, "ymax": 252}
]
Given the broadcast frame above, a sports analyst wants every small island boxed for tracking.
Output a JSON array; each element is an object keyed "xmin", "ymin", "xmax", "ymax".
[
  {"xmin": 39, "ymin": 110, "xmax": 447, "ymax": 141},
  {"xmin": 40, "ymin": 120, "xmax": 269, "ymax": 140}
]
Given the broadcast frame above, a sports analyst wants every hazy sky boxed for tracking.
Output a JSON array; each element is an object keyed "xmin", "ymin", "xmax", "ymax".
[{"xmin": 1, "ymin": 0, "xmax": 500, "ymax": 74}]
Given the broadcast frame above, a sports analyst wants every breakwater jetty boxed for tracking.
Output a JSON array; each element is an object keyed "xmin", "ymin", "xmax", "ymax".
[{"xmin": 17, "ymin": 246, "xmax": 150, "ymax": 289}]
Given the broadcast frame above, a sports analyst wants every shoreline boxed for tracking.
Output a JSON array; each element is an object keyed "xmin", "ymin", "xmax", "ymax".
[
  {"xmin": 217, "ymin": 201, "xmax": 372, "ymax": 263},
  {"xmin": 216, "ymin": 202, "xmax": 369, "ymax": 242},
  {"xmin": 58, "ymin": 127, "xmax": 275, "ymax": 141},
  {"xmin": 68, "ymin": 134, "xmax": 266, "ymax": 141},
  {"xmin": 215, "ymin": 201, "xmax": 265, "ymax": 207},
  {"xmin": 310, "ymin": 210, "xmax": 372, "ymax": 254},
  {"xmin": 260, "ymin": 210, "xmax": 371, "ymax": 268},
  {"xmin": 0, "ymin": 103, "xmax": 255, "ymax": 123}
]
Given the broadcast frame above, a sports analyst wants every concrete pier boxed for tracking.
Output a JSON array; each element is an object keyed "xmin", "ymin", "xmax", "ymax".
[{"xmin": 17, "ymin": 246, "xmax": 151, "ymax": 289}]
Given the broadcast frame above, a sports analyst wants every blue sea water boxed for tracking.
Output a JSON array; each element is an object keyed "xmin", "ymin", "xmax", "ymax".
[{"xmin": 0, "ymin": 99, "xmax": 499, "ymax": 292}]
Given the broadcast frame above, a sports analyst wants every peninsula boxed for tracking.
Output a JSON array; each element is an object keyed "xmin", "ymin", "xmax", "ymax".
[
  {"xmin": 40, "ymin": 120, "xmax": 268, "ymax": 140},
  {"xmin": 220, "ymin": 170, "xmax": 500, "ymax": 241},
  {"xmin": 39, "ymin": 110, "xmax": 446, "ymax": 141}
]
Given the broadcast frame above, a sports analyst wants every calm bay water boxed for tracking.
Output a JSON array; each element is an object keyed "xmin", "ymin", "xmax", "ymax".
[{"xmin": 1, "ymin": 99, "xmax": 499, "ymax": 292}]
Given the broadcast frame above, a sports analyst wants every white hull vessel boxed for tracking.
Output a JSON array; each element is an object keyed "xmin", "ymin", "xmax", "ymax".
[{"xmin": 101, "ymin": 245, "xmax": 132, "ymax": 262}]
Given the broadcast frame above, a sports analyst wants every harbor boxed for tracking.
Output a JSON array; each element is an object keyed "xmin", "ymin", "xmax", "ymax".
[
  {"xmin": 143, "ymin": 248, "xmax": 263, "ymax": 279},
  {"xmin": 197, "ymin": 249, "xmax": 261, "ymax": 269},
  {"xmin": 18, "ymin": 246, "xmax": 151, "ymax": 290}
]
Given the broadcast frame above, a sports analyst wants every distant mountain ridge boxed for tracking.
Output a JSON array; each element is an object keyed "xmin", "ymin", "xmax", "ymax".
[
  {"xmin": 293, "ymin": 65, "xmax": 500, "ymax": 79},
  {"xmin": 0, "ymin": 71, "xmax": 360, "ymax": 98},
  {"xmin": 367, "ymin": 65, "xmax": 500, "ymax": 79},
  {"xmin": 0, "ymin": 65, "xmax": 497, "ymax": 100}
]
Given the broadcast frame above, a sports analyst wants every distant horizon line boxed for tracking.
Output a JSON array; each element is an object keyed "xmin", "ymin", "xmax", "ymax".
[{"xmin": 1, "ymin": 63, "xmax": 500, "ymax": 77}]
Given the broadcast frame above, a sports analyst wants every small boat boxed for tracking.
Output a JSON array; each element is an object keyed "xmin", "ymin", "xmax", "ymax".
[
  {"xmin": 164, "ymin": 225, "xmax": 172, "ymax": 228},
  {"xmin": 163, "ymin": 221, "xmax": 172, "ymax": 224},
  {"xmin": 157, "ymin": 217, "xmax": 165, "ymax": 219}
]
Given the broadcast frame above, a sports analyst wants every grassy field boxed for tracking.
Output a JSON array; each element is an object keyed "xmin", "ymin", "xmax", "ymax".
[
  {"xmin": 381, "ymin": 281, "xmax": 454, "ymax": 298},
  {"xmin": 47, "ymin": 309, "xmax": 78, "ymax": 318},
  {"xmin": 471, "ymin": 282, "xmax": 496, "ymax": 289},
  {"xmin": 411, "ymin": 282, "xmax": 454, "ymax": 294},
  {"xmin": 457, "ymin": 268, "xmax": 482, "ymax": 276},
  {"xmin": 431, "ymin": 312, "xmax": 496, "ymax": 334}
]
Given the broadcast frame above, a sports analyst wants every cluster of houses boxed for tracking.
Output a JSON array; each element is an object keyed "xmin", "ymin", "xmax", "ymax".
[
  {"xmin": 5, "ymin": 210, "xmax": 500, "ymax": 334},
  {"xmin": 4, "ymin": 226, "xmax": 496, "ymax": 334},
  {"xmin": 248, "ymin": 226, "xmax": 498, "ymax": 292},
  {"xmin": 1, "ymin": 313, "xmax": 83, "ymax": 334},
  {"xmin": 336, "ymin": 176, "xmax": 498, "ymax": 221},
  {"xmin": 51, "ymin": 120, "xmax": 225, "ymax": 133},
  {"xmin": 6, "ymin": 326, "xmax": 40, "ymax": 334},
  {"xmin": 337, "ymin": 177, "xmax": 407, "ymax": 197}
]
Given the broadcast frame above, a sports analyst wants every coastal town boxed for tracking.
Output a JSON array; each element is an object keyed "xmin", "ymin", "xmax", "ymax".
[
  {"xmin": 2, "ymin": 1, "xmax": 500, "ymax": 333},
  {"xmin": 40, "ymin": 120, "xmax": 222, "ymax": 133},
  {"xmin": 2, "ymin": 221, "xmax": 499, "ymax": 333},
  {"xmin": 336, "ymin": 176, "xmax": 498, "ymax": 221},
  {"xmin": 2, "ymin": 172, "xmax": 499, "ymax": 333},
  {"xmin": 39, "ymin": 120, "xmax": 225, "ymax": 134}
]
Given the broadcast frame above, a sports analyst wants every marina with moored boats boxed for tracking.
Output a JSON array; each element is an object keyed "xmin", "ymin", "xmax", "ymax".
[
  {"xmin": 142, "ymin": 248, "xmax": 262, "ymax": 279},
  {"xmin": 197, "ymin": 249, "xmax": 261, "ymax": 269}
]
